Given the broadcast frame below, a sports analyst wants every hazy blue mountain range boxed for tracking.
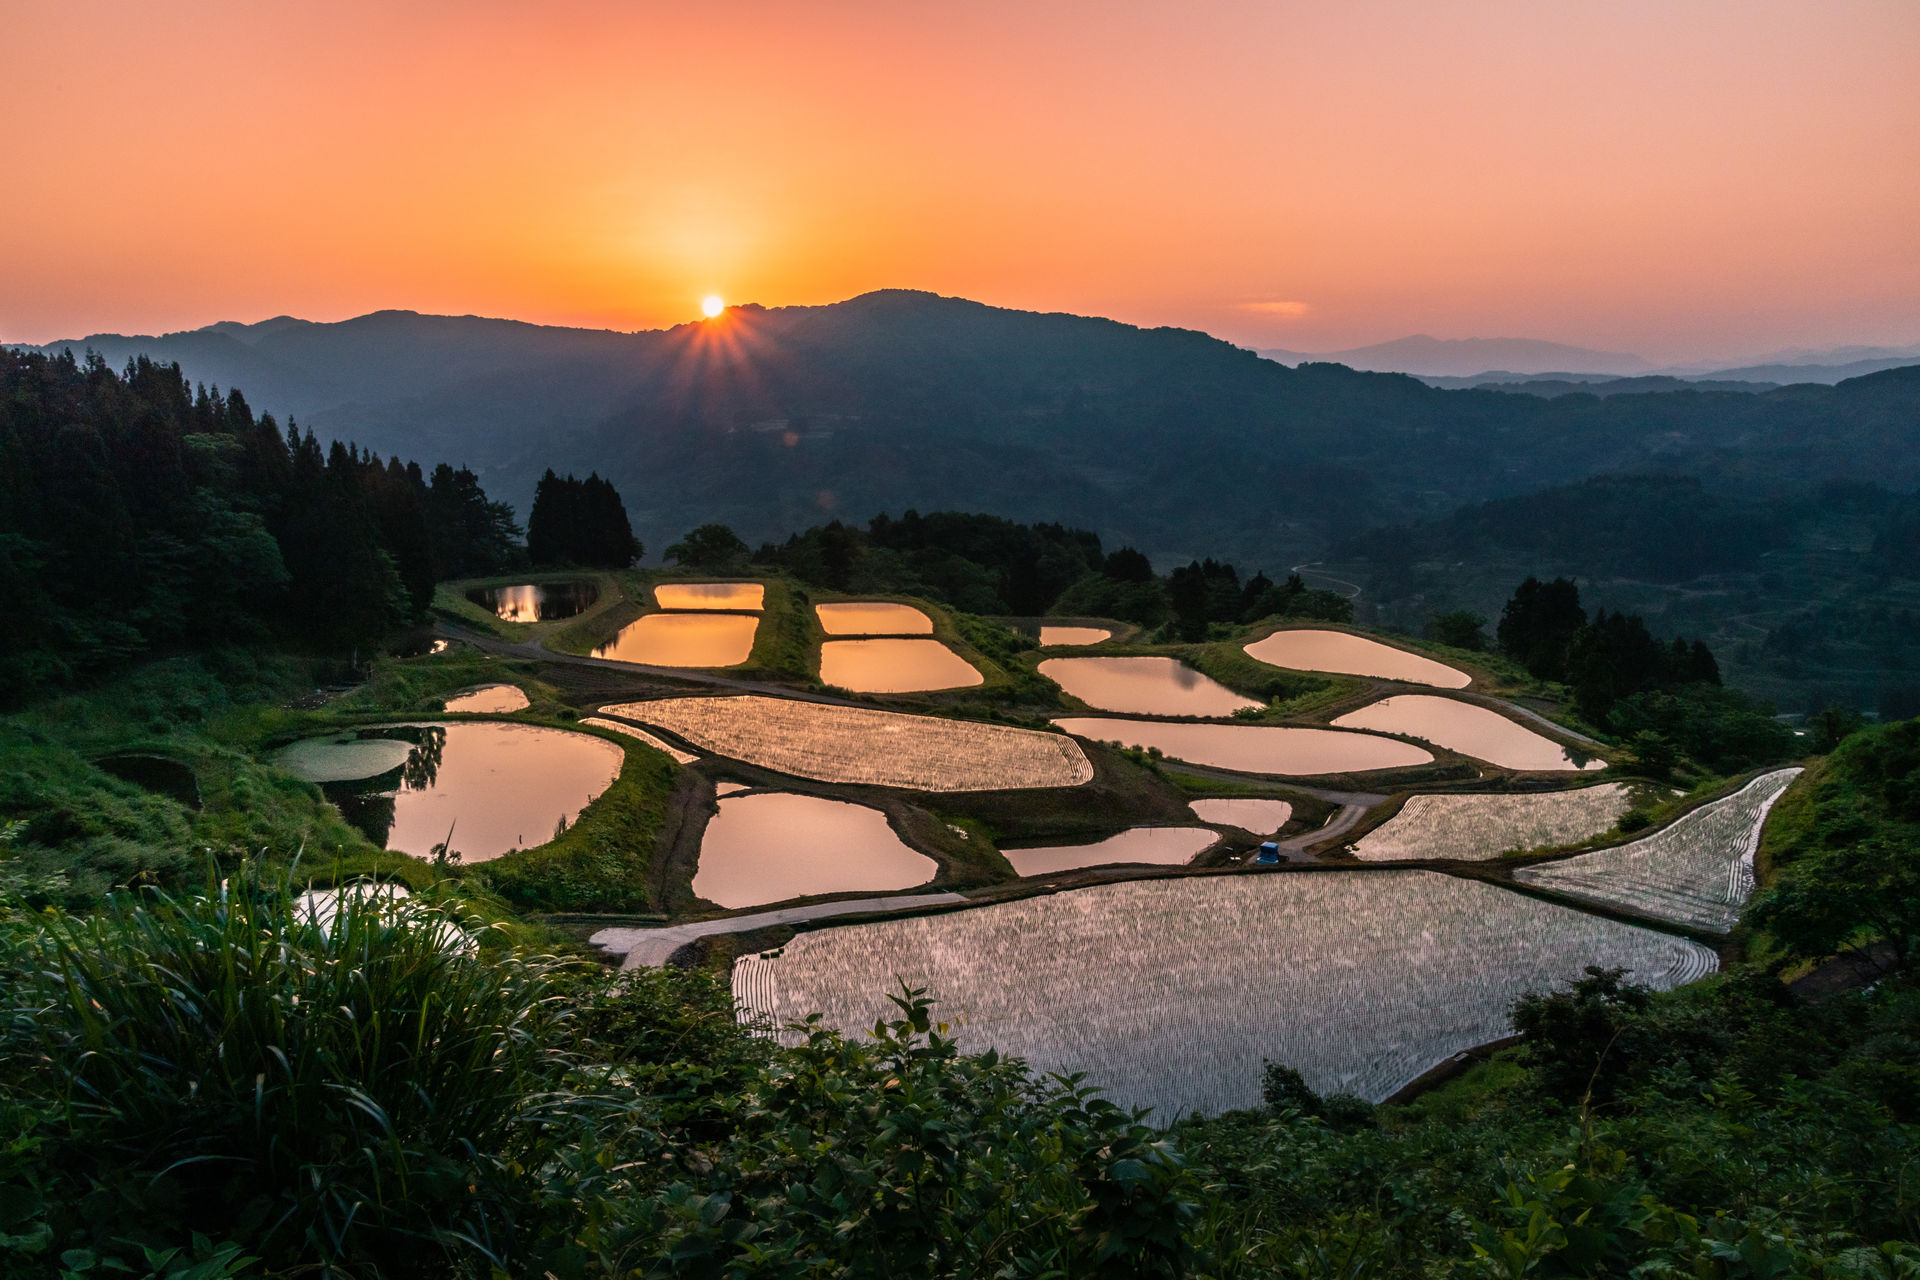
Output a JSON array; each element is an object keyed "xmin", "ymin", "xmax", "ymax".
[
  {"xmin": 1259, "ymin": 334, "xmax": 1650, "ymax": 376},
  {"xmin": 16, "ymin": 291, "xmax": 1920, "ymax": 572}
]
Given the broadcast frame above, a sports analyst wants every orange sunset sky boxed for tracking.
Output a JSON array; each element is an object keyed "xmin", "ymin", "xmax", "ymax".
[{"xmin": 4, "ymin": 0, "xmax": 1917, "ymax": 361}]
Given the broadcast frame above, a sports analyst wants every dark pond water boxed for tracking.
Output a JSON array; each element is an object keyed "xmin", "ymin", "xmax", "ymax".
[
  {"xmin": 468, "ymin": 581, "xmax": 599, "ymax": 622},
  {"xmin": 95, "ymin": 754, "xmax": 201, "ymax": 809}
]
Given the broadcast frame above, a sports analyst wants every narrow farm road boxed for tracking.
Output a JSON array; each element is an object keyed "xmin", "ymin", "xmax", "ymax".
[
  {"xmin": 591, "ymin": 892, "xmax": 969, "ymax": 968},
  {"xmin": 1279, "ymin": 802, "xmax": 1371, "ymax": 855},
  {"xmin": 1289, "ymin": 562, "xmax": 1364, "ymax": 601}
]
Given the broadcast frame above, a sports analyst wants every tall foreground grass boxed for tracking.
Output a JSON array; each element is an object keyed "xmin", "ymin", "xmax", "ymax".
[{"xmin": 1, "ymin": 868, "xmax": 579, "ymax": 1275}]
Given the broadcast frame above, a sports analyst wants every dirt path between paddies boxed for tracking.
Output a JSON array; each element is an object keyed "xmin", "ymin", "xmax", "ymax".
[{"xmin": 591, "ymin": 892, "xmax": 969, "ymax": 968}]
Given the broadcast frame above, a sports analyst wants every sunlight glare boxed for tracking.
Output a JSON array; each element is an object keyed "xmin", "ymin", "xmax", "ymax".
[{"xmin": 701, "ymin": 294, "xmax": 725, "ymax": 318}]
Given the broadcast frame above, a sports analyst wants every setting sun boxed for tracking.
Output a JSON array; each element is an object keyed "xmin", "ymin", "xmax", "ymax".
[{"xmin": 701, "ymin": 295, "xmax": 725, "ymax": 318}]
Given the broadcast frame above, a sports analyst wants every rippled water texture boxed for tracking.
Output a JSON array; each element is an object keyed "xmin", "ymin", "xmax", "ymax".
[
  {"xmin": 1054, "ymin": 717, "xmax": 1433, "ymax": 774},
  {"xmin": 468, "ymin": 581, "xmax": 598, "ymax": 622},
  {"xmin": 594, "ymin": 613, "xmax": 760, "ymax": 667},
  {"xmin": 1334, "ymin": 696, "xmax": 1603, "ymax": 771},
  {"xmin": 1245, "ymin": 629, "xmax": 1470, "ymax": 687},
  {"xmin": 815, "ymin": 602, "xmax": 933, "ymax": 635},
  {"xmin": 655, "ymin": 582, "xmax": 764, "ymax": 610},
  {"xmin": 694, "ymin": 792, "xmax": 938, "ymax": 908},
  {"xmin": 819, "ymin": 639, "xmax": 984, "ymax": 692},
  {"xmin": 735, "ymin": 873, "xmax": 1717, "ymax": 1114},
  {"xmin": 1003, "ymin": 826, "xmax": 1217, "ymax": 875},
  {"xmin": 1041, "ymin": 656, "xmax": 1260, "ymax": 717}
]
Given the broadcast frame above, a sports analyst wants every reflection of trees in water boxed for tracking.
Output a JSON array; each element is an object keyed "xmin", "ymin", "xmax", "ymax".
[
  {"xmin": 330, "ymin": 790, "xmax": 396, "ymax": 846},
  {"xmin": 401, "ymin": 727, "xmax": 446, "ymax": 791}
]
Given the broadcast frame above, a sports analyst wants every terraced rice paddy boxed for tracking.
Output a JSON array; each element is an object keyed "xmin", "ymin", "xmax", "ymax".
[
  {"xmin": 1245, "ymin": 629, "xmax": 1471, "ymax": 688},
  {"xmin": 607, "ymin": 696, "xmax": 1094, "ymax": 791},
  {"xmin": 1040, "ymin": 626, "xmax": 1112, "ymax": 646},
  {"xmin": 1054, "ymin": 717, "xmax": 1432, "ymax": 775},
  {"xmin": 815, "ymin": 601, "xmax": 933, "ymax": 635},
  {"xmin": 273, "ymin": 735, "xmax": 417, "ymax": 782},
  {"xmin": 1189, "ymin": 797, "xmax": 1294, "ymax": 833},
  {"xmin": 819, "ymin": 638, "xmax": 984, "ymax": 693},
  {"xmin": 1002, "ymin": 826, "xmax": 1218, "ymax": 876},
  {"xmin": 1039, "ymin": 656, "xmax": 1259, "ymax": 718},
  {"xmin": 654, "ymin": 582, "xmax": 764, "ymax": 610},
  {"xmin": 1515, "ymin": 769, "xmax": 1803, "ymax": 932},
  {"xmin": 1352, "ymin": 785, "xmax": 1633, "ymax": 861},
  {"xmin": 1334, "ymin": 695, "xmax": 1603, "ymax": 772},
  {"xmin": 468, "ymin": 581, "xmax": 598, "ymax": 622},
  {"xmin": 442, "ymin": 684, "xmax": 529, "ymax": 713},
  {"xmin": 694, "ymin": 792, "xmax": 938, "ymax": 908},
  {"xmin": 735, "ymin": 873, "xmax": 1716, "ymax": 1114},
  {"xmin": 578, "ymin": 718, "xmax": 699, "ymax": 763},
  {"xmin": 593, "ymin": 613, "xmax": 760, "ymax": 667}
]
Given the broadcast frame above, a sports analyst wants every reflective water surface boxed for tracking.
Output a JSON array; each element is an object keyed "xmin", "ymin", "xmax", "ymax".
[
  {"xmin": 695, "ymin": 791, "xmax": 938, "ymax": 908},
  {"xmin": 820, "ymin": 639, "xmax": 984, "ymax": 693},
  {"xmin": 336, "ymin": 722, "xmax": 624, "ymax": 863},
  {"xmin": 1003, "ymin": 826, "xmax": 1217, "ymax": 876},
  {"xmin": 1244, "ymin": 629, "xmax": 1471, "ymax": 688},
  {"xmin": 815, "ymin": 602, "xmax": 933, "ymax": 635},
  {"xmin": 1040, "ymin": 656, "xmax": 1259, "ymax": 718},
  {"xmin": 1040, "ymin": 626, "xmax": 1113, "ymax": 646},
  {"xmin": 1188, "ymin": 797, "xmax": 1294, "ymax": 833},
  {"xmin": 655, "ymin": 582, "xmax": 764, "ymax": 611},
  {"xmin": 1333, "ymin": 695, "xmax": 1604, "ymax": 772},
  {"xmin": 594, "ymin": 613, "xmax": 760, "ymax": 667},
  {"xmin": 443, "ymin": 684, "xmax": 530, "ymax": 713},
  {"xmin": 468, "ymin": 581, "xmax": 599, "ymax": 623},
  {"xmin": 1054, "ymin": 717, "xmax": 1434, "ymax": 775}
]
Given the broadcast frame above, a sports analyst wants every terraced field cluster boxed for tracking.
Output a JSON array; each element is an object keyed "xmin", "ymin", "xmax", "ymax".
[{"xmin": 1515, "ymin": 769, "xmax": 1803, "ymax": 932}]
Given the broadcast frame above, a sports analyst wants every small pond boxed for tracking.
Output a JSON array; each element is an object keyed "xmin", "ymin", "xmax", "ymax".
[
  {"xmin": 694, "ymin": 792, "xmax": 938, "ymax": 909},
  {"xmin": 655, "ymin": 582, "xmax": 765, "ymax": 611},
  {"xmin": 443, "ymin": 684, "xmax": 530, "ymax": 713},
  {"xmin": 1333, "ymin": 695, "xmax": 1603, "ymax": 772},
  {"xmin": 1040, "ymin": 656, "xmax": 1258, "ymax": 718},
  {"xmin": 734, "ymin": 872, "xmax": 1717, "ymax": 1116},
  {"xmin": 279, "ymin": 723, "xmax": 623, "ymax": 863},
  {"xmin": 1244, "ymin": 629, "xmax": 1471, "ymax": 688},
  {"xmin": 468, "ymin": 581, "xmax": 598, "ymax": 623},
  {"xmin": 819, "ymin": 639, "xmax": 983, "ymax": 693},
  {"xmin": 1054, "ymin": 717, "xmax": 1433, "ymax": 775},
  {"xmin": 1039, "ymin": 626, "xmax": 1113, "ymax": 646},
  {"xmin": 815, "ymin": 601, "xmax": 933, "ymax": 635},
  {"xmin": 1188, "ymin": 797, "xmax": 1293, "ymax": 833},
  {"xmin": 594, "ymin": 613, "xmax": 760, "ymax": 667},
  {"xmin": 1003, "ymin": 826, "xmax": 1217, "ymax": 876}
]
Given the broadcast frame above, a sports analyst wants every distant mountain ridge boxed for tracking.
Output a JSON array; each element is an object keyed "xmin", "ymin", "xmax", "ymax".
[
  {"xmin": 14, "ymin": 292, "xmax": 1920, "ymax": 572},
  {"xmin": 1260, "ymin": 334, "xmax": 1650, "ymax": 377}
]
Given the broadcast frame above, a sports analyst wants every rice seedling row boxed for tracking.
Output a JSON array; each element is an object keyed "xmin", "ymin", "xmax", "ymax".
[
  {"xmin": 1513, "ymin": 768, "xmax": 1802, "ymax": 932},
  {"xmin": 1352, "ymin": 784, "xmax": 1633, "ymax": 862},
  {"xmin": 734, "ymin": 871, "xmax": 1715, "ymax": 1116},
  {"xmin": 605, "ymin": 695, "xmax": 1094, "ymax": 791}
]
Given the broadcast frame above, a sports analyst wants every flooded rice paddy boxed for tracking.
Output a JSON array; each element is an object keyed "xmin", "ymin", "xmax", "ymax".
[
  {"xmin": 1244, "ymin": 629, "xmax": 1471, "ymax": 688},
  {"xmin": 1039, "ymin": 625, "xmax": 1113, "ymax": 646},
  {"xmin": 1353, "ymin": 785, "xmax": 1632, "ymax": 861},
  {"xmin": 819, "ymin": 639, "xmax": 984, "ymax": 693},
  {"xmin": 295, "ymin": 723, "xmax": 623, "ymax": 864},
  {"xmin": 735, "ymin": 872, "xmax": 1716, "ymax": 1114},
  {"xmin": 1515, "ymin": 769, "xmax": 1802, "ymax": 932},
  {"xmin": 1039, "ymin": 656, "xmax": 1260, "ymax": 718},
  {"xmin": 96, "ymin": 754, "xmax": 201, "ymax": 809},
  {"xmin": 694, "ymin": 792, "xmax": 938, "ymax": 908},
  {"xmin": 578, "ymin": 718, "xmax": 698, "ymax": 763},
  {"xmin": 1054, "ymin": 717, "xmax": 1433, "ymax": 775},
  {"xmin": 274, "ymin": 735, "xmax": 418, "ymax": 782},
  {"xmin": 815, "ymin": 601, "xmax": 933, "ymax": 635},
  {"xmin": 468, "ymin": 581, "xmax": 598, "ymax": 622},
  {"xmin": 1334, "ymin": 695, "xmax": 1603, "ymax": 772},
  {"xmin": 608, "ymin": 696, "xmax": 1093, "ymax": 791},
  {"xmin": 655, "ymin": 582, "xmax": 764, "ymax": 610},
  {"xmin": 593, "ymin": 613, "xmax": 760, "ymax": 667},
  {"xmin": 442, "ymin": 684, "xmax": 529, "ymax": 713},
  {"xmin": 1003, "ymin": 826, "xmax": 1217, "ymax": 876},
  {"xmin": 1188, "ymin": 797, "xmax": 1294, "ymax": 833}
]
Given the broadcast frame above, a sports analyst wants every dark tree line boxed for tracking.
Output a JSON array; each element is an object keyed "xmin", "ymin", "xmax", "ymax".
[
  {"xmin": 1166, "ymin": 561, "xmax": 1352, "ymax": 640},
  {"xmin": 525, "ymin": 470, "xmax": 641, "ymax": 568},
  {"xmin": 0, "ymin": 349, "xmax": 520, "ymax": 699}
]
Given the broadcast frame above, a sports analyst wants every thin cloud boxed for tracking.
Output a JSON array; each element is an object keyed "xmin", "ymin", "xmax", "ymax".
[{"xmin": 1237, "ymin": 300, "xmax": 1311, "ymax": 317}]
